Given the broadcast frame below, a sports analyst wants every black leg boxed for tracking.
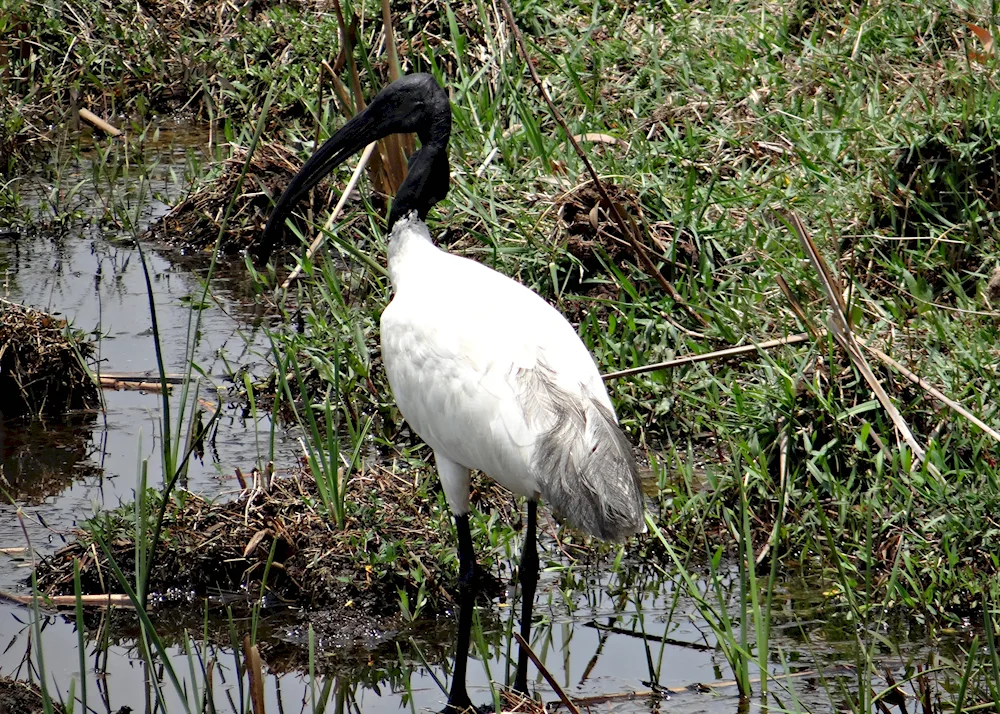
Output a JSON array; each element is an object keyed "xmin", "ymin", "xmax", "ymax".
[
  {"xmin": 513, "ymin": 500, "xmax": 539, "ymax": 695},
  {"xmin": 446, "ymin": 514, "xmax": 476, "ymax": 711},
  {"xmin": 455, "ymin": 513, "xmax": 477, "ymax": 587}
]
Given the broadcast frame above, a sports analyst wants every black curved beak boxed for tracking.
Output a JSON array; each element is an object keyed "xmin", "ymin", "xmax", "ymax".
[{"xmin": 255, "ymin": 73, "xmax": 451, "ymax": 264}]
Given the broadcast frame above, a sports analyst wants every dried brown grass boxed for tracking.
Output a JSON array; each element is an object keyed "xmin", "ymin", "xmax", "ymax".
[
  {"xmin": 34, "ymin": 466, "xmax": 514, "ymax": 616},
  {"xmin": 0, "ymin": 299, "xmax": 98, "ymax": 419}
]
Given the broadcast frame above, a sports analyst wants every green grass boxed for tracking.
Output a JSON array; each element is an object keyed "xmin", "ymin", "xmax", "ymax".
[
  {"xmin": 238, "ymin": 0, "xmax": 1000, "ymax": 700},
  {"xmin": 223, "ymin": 0, "xmax": 1000, "ymax": 623}
]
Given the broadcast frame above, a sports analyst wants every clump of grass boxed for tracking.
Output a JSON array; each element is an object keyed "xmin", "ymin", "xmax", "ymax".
[
  {"xmin": 878, "ymin": 120, "xmax": 1000, "ymax": 239},
  {"xmin": 141, "ymin": 142, "xmax": 307, "ymax": 255},
  {"xmin": 0, "ymin": 104, "xmax": 40, "ymax": 180},
  {"xmin": 0, "ymin": 299, "xmax": 99, "ymax": 419},
  {"xmin": 33, "ymin": 468, "xmax": 515, "ymax": 616}
]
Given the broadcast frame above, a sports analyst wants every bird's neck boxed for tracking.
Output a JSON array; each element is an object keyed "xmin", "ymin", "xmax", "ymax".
[
  {"xmin": 387, "ymin": 215, "xmax": 439, "ymax": 287},
  {"xmin": 388, "ymin": 137, "xmax": 450, "ymax": 229}
]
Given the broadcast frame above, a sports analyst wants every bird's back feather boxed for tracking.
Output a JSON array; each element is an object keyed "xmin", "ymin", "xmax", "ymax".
[{"xmin": 517, "ymin": 365, "xmax": 644, "ymax": 540}]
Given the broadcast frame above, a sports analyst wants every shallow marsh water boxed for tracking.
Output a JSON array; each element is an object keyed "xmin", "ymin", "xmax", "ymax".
[
  {"xmin": 0, "ymin": 120, "xmax": 969, "ymax": 714},
  {"xmin": 0, "ymin": 562, "xmax": 965, "ymax": 713},
  {"xmin": 0, "ymin": 120, "xmax": 287, "ymax": 581}
]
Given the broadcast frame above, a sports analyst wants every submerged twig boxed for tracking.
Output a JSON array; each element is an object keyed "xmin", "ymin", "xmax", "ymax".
[
  {"xmin": 584, "ymin": 621, "xmax": 714, "ymax": 651},
  {"xmin": 0, "ymin": 590, "xmax": 133, "ymax": 608},
  {"xmin": 99, "ymin": 377, "xmax": 170, "ymax": 392},
  {"xmin": 79, "ymin": 108, "xmax": 121, "ymax": 137},
  {"xmin": 98, "ymin": 372, "xmax": 188, "ymax": 384},
  {"xmin": 562, "ymin": 666, "xmax": 854, "ymax": 708}
]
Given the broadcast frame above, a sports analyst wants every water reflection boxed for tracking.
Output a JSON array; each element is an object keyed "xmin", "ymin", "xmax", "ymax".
[
  {"xmin": 0, "ymin": 120, "xmax": 298, "ymax": 610},
  {"xmin": 0, "ymin": 120, "xmax": 290, "ymax": 511},
  {"xmin": 0, "ymin": 563, "xmax": 970, "ymax": 714},
  {"xmin": 0, "ymin": 416, "xmax": 102, "ymax": 504}
]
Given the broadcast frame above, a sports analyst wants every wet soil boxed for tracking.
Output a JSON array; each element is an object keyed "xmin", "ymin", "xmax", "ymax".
[
  {"xmin": 0, "ymin": 678, "xmax": 64, "ymax": 714},
  {"xmin": 33, "ymin": 469, "xmax": 508, "ymax": 620},
  {"xmin": 560, "ymin": 184, "xmax": 640, "ymax": 277}
]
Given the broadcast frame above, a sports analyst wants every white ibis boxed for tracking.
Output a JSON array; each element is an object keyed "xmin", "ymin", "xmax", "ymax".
[{"xmin": 261, "ymin": 73, "xmax": 646, "ymax": 709}]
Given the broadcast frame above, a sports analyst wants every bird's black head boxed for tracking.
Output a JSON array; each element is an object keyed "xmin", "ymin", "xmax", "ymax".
[{"xmin": 256, "ymin": 73, "xmax": 452, "ymax": 264}]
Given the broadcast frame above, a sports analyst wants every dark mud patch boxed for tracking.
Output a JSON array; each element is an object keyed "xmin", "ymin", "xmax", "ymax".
[
  {"xmin": 142, "ymin": 142, "xmax": 315, "ymax": 257},
  {"xmin": 877, "ymin": 123, "xmax": 1000, "ymax": 233},
  {"xmin": 34, "ymin": 470, "xmax": 509, "ymax": 621},
  {"xmin": 0, "ymin": 300, "xmax": 99, "ymax": 420},
  {"xmin": 262, "ymin": 606, "xmax": 462, "ymax": 676},
  {"xmin": 560, "ymin": 183, "xmax": 639, "ymax": 276},
  {"xmin": 0, "ymin": 678, "xmax": 65, "ymax": 714},
  {"xmin": 867, "ymin": 122, "xmax": 999, "ymax": 300},
  {"xmin": 66, "ymin": 587, "xmax": 463, "ymax": 678}
]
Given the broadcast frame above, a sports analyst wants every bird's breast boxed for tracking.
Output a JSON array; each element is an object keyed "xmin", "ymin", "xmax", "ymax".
[{"xmin": 380, "ymin": 291, "xmax": 542, "ymax": 498}]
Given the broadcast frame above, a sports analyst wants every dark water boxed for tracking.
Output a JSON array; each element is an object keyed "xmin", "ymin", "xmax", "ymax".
[
  {"xmin": 0, "ymin": 559, "xmax": 959, "ymax": 713},
  {"xmin": 0, "ymin": 119, "xmax": 964, "ymax": 714}
]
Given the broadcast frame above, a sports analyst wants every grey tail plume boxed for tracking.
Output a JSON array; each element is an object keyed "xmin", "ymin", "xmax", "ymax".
[{"xmin": 519, "ymin": 368, "xmax": 645, "ymax": 541}]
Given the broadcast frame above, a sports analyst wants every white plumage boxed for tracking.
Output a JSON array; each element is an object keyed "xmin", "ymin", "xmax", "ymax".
[
  {"xmin": 382, "ymin": 216, "xmax": 644, "ymax": 538},
  {"xmin": 261, "ymin": 73, "xmax": 646, "ymax": 708}
]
